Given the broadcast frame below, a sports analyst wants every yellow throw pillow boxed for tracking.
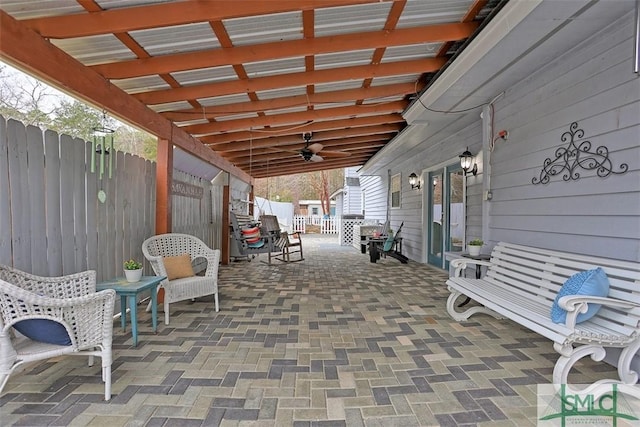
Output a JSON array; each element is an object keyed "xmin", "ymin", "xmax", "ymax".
[{"xmin": 163, "ymin": 254, "xmax": 194, "ymax": 280}]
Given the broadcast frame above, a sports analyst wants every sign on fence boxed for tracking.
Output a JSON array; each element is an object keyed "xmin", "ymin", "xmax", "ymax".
[{"xmin": 172, "ymin": 179, "xmax": 204, "ymax": 199}]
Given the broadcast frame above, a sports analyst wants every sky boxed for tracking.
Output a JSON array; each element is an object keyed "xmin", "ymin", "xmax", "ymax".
[{"xmin": 0, "ymin": 60, "xmax": 71, "ymax": 111}]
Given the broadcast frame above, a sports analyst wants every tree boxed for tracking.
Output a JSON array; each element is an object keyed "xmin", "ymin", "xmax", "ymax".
[
  {"xmin": 52, "ymin": 99, "xmax": 106, "ymax": 140},
  {"xmin": 309, "ymin": 171, "xmax": 331, "ymax": 215},
  {"xmin": 253, "ymin": 168, "xmax": 343, "ymax": 215},
  {"xmin": 115, "ymin": 125, "xmax": 157, "ymax": 160},
  {"xmin": 0, "ymin": 64, "xmax": 56, "ymax": 128},
  {"xmin": 0, "ymin": 62, "xmax": 157, "ymax": 161}
]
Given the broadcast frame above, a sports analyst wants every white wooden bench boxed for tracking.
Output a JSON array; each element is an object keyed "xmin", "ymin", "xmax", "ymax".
[{"xmin": 446, "ymin": 241, "xmax": 640, "ymax": 394}]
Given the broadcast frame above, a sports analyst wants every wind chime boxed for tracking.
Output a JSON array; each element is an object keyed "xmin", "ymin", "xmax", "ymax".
[
  {"xmin": 91, "ymin": 112, "xmax": 115, "ymax": 203},
  {"xmin": 91, "ymin": 112, "xmax": 115, "ymax": 180}
]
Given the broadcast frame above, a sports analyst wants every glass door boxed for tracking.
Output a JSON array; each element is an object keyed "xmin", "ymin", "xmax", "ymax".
[
  {"xmin": 445, "ymin": 167, "xmax": 464, "ymax": 270},
  {"xmin": 427, "ymin": 164, "xmax": 464, "ymax": 269},
  {"xmin": 427, "ymin": 170, "xmax": 444, "ymax": 266}
]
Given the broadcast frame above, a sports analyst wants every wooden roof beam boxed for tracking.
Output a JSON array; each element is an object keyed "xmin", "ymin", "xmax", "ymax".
[
  {"xmin": 250, "ymin": 157, "xmax": 370, "ymax": 178},
  {"xmin": 201, "ymin": 115, "xmax": 403, "ymax": 145},
  {"xmin": 224, "ymin": 140, "xmax": 388, "ymax": 163},
  {"xmin": 221, "ymin": 135, "xmax": 390, "ymax": 159},
  {"xmin": 134, "ymin": 58, "xmax": 445, "ymax": 105},
  {"xmin": 231, "ymin": 151, "xmax": 383, "ymax": 170},
  {"xmin": 183, "ymin": 101, "xmax": 407, "ymax": 135},
  {"xmin": 0, "ymin": 11, "xmax": 251, "ymax": 183},
  {"xmin": 92, "ymin": 22, "xmax": 478, "ymax": 79},
  {"xmin": 202, "ymin": 121, "xmax": 403, "ymax": 146},
  {"xmin": 236, "ymin": 151, "xmax": 380, "ymax": 170},
  {"xmin": 161, "ymin": 82, "xmax": 420, "ymax": 121},
  {"xmin": 23, "ymin": 0, "xmax": 391, "ymax": 38}
]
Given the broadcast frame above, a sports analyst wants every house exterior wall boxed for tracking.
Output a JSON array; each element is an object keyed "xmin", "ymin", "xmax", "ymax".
[
  {"xmin": 344, "ymin": 185, "xmax": 362, "ymax": 215},
  {"xmin": 485, "ymin": 11, "xmax": 639, "ymax": 262},
  {"xmin": 361, "ymin": 121, "xmax": 483, "ymax": 263},
  {"xmin": 359, "ymin": 10, "xmax": 639, "ymax": 265},
  {"xmin": 333, "ymin": 193, "xmax": 344, "ymax": 218},
  {"xmin": 360, "ymin": 174, "xmax": 386, "ymax": 222},
  {"xmin": 343, "ymin": 167, "xmax": 362, "ymax": 215}
]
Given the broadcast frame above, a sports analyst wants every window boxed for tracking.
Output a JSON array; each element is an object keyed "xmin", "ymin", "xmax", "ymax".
[
  {"xmin": 312, "ymin": 207, "xmax": 319, "ymax": 215},
  {"xmin": 391, "ymin": 173, "xmax": 401, "ymax": 208}
]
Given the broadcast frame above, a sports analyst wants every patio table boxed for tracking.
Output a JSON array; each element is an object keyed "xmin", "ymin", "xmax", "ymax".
[{"xmin": 97, "ymin": 276, "xmax": 165, "ymax": 346}]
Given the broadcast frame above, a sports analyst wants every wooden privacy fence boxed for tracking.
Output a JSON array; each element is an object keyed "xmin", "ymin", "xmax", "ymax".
[
  {"xmin": 0, "ymin": 116, "xmax": 156, "ymax": 282},
  {"xmin": 172, "ymin": 169, "xmax": 223, "ymax": 259}
]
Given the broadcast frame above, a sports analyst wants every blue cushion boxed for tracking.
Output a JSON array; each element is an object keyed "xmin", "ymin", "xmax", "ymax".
[
  {"xmin": 550, "ymin": 267, "xmax": 609, "ymax": 324},
  {"xmin": 13, "ymin": 319, "xmax": 72, "ymax": 346}
]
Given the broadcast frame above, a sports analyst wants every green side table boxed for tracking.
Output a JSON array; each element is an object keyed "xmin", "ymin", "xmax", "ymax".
[{"xmin": 97, "ymin": 275, "xmax": 165, "ymax": 346}]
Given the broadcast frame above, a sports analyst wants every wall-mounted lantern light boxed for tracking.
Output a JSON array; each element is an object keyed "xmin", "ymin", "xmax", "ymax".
[
  {"xmin": 408, "ymin": 172, "xmax": 421, "ymax": 189},
  {"xmin": 459, "ymin": 147, "xmax": 478, "ymax": 176}
]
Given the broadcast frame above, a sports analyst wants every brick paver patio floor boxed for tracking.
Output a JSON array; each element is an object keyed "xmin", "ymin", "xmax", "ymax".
[{"xmin": 0, "ymin": 235, "xmax": 618, "ymax": 426}]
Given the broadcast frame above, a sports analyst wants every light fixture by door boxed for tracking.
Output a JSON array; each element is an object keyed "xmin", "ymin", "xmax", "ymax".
[
  {"xmin": 459, "ymin": 148, "xmax": 478, "ymax": 176},
  {"xmin": 408, "ymin": 172, "xmax": 421, "ymax": 189}
]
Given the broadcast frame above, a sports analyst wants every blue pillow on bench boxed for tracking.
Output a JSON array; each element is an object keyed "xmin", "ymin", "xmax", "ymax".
[
  {"xmin": 13, "ymin": 319, "xmax": 72, "ymax": 346},
  {"xmin": 551, "ymin": 267, "xmax": 609, "ymax": 324}
]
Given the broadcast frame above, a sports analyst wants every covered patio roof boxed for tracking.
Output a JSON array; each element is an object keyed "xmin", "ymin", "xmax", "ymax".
[{"xmin": 0, "ymin": 0, "xmax": 503, "ymax": 179}]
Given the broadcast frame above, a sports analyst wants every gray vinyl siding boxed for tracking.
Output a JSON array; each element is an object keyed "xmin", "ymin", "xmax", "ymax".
[
  {"xmin": 486, "ymin": 11, "xmax": 640, "ymax": 262},
  {"xmin": 344, "ymin": 185, "xmax": 362, "ymax": 214},
  {"xmin": 357, "ymin": 9, "xmax": 639, "ymax": 266},
  {"xmin": 360, "ymin": 174, "xmax": 386, "ymax": 221},
  {"xmin": 392, "ymin": 121, "xmax": 483, "ymax": 263}
]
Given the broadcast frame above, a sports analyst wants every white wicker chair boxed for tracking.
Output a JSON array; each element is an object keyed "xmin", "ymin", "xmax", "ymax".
[
  {"xmin": 0, "ymin": 265, "xmax": 116, "ymax": 401},
  {"xmin": 142, "ymin": 233, "xmax": 221, "ymax": 325}
]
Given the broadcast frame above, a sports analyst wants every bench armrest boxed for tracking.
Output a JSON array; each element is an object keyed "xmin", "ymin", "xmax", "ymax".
[
  {"xmin": 450, "ymin": 258, "xmax": 493, "ymax": 277},
  {"xmin": 559, "ymin": 295, "xmax": 640, "ymax": 329}
]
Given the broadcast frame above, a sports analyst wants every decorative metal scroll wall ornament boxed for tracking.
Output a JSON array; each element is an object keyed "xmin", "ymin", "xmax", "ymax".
[{"xmin": 532, "ymin": 122, "xmax": 628, "ymax": 185}]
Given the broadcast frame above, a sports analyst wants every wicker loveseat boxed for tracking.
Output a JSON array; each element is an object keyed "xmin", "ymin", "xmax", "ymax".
[
  {"xmin": 142, "ymin": 233, "xmax": 221, "ymax": 325},
  {"xmin": 0, "ymin": 265, "xmax": 116, "ymax": 401}
]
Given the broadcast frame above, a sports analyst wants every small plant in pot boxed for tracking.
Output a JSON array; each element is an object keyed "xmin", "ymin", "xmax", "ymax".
[
  {"xmin": 467, "ymin": 239, "xmax": 483, "ymax": 256},
  {"xmin": 124, "ymin": 259, "xmax": 143, "ymax": 282}
]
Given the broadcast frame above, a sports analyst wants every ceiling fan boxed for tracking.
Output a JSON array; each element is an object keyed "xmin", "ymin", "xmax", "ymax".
[{"xmin": 297, "ymin": 133, "xmax": 351, "ymax": 162}]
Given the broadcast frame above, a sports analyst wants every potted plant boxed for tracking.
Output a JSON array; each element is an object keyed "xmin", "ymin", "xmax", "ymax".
[
  {"xmin": 124, "ymin": 259, "xmax": 143, "ymax": 282},
  {"xmin": 467, "ymin": 239, "xmax": 483, "ymax": 256}
]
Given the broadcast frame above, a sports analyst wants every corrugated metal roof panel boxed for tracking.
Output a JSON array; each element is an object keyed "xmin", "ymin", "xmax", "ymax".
[
  {"xmin": 173, "ymin": 118, "xmax": 209, "ymax": 126},
  {"xmin": 0, "ymin": 0, "xmax": 82, "ymax": 18},
  {"xmin": 370, "ymin": 75, "xmax": 420, "ymax": 86},
  {"xmin": 397, "ymin": 0, "xmax": 475, "ymax": 28},
  {"xmin": 96, "ymin": 0, "xmax": 175, "ymax": 10},
  {"xmin": 315, "ymin": 80, "xmax": 364, "ymax": 93},
  {"xmin": 361, "ymin": 96, "xmax": 403, "ymax": 105},
  {"xmin": 52, "ymin": 35, "xmax": 136, "ymax": 66},
  {"xmin": 244, "ymin": 58, "xmax": 305, "ymax": 78},
  {"xmin": 257, "ymin": 86, "xmax": 307, "ymax": 100},
  {"xmin": 112, "ymin": 75, "xmax": 170, "ymax": 94},
  {"xmin": 224, "ymin": 11, "xmax": 302, "ymax": 46},
  {"xmin": 199, "ymin": 94, "xmax": 252, "ymax": 107},
  {"xmin": 382, "ymin": 44, "xmax": 439, "ymax": 63},
  {"xmin": 130, "ymin": 23, "xmax": 220, "ymax": 56},
  {"xmin": 215, "ymin": 112, "xmax": 258, "ymax": 121},
  {"xmin": 315, "ymin": 49, "xmax": 374, "ymax": 70},
  {"xmin": 149, "ymin": 101, "xmax": 193, "ymax": 113},
  {"xmin": 172, "ymin": 65, "xmax": 237, "ymax": 86},
  {"xmin": 315, "ymin": 2, "xmax": 391, "ymax": 36},
  {"xmin": 263, "ymin": 106, "xmax": 309, "ymax": 115},
  {"xmin": 314, "ymin": 102, "xmax": 355, "ymax": 111},
  {"xmin": 173, "ymin": 147, "xmax": 221, "ymax": 181}
]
